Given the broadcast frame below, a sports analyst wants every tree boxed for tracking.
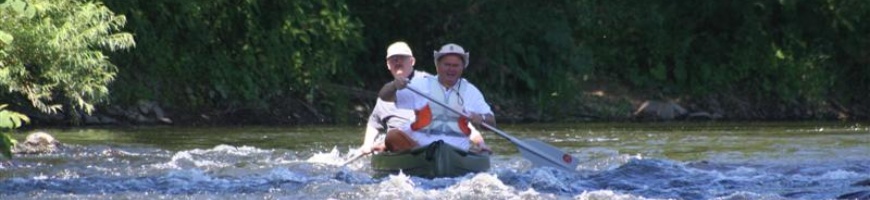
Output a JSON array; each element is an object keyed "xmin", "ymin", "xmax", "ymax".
[{"xmin": 0, "ymin": 0, "xmax": 135, "ymax": 114}]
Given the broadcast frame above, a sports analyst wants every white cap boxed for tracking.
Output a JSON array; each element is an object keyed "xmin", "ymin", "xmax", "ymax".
[
  {"xmin": 433, "ymin": 43, "xmax": 469, "ymax": 68},
  {"xmin": 386, "ymin": 42, "xmax": 413, "ymax": 59}
]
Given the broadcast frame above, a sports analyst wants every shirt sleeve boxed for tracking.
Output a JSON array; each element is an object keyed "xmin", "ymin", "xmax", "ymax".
[
  {"xmin": 462, "ymin": 80, "xmax": 493, "ymax": 115},
  {"xmin": 366, "ymin": 98, "xmax": 387, "ymax": 131}
]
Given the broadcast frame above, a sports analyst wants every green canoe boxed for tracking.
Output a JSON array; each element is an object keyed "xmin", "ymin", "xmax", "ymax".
[{"xmin": 371, "ymin": 140, "xmax": 491, "ymax": 178}]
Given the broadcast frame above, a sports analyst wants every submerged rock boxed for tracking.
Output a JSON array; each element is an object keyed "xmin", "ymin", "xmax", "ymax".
[
  {"xmin": 633, "ymin": 100, "xmax": 687, "ymax": 121},
  {"xmin": 12, "ymin": 131, "xmax": 61, "ymax": 154}
]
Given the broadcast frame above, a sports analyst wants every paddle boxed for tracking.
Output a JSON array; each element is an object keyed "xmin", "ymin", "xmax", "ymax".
[
  {"xmin": 404, "ymin": 86, "xmax": 579, "ymax": 171},
  {"xmin": 340, "ymin": 151, "xmax": 369, "ymax": 167},
  {"xmin": 340, "ymin": 131, "xmax": 385, "ymax": 167}
]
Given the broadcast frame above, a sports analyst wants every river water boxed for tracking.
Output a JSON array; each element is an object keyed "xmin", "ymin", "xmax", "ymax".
[{"xmin": 1, "ymin": 122, "xmax": 868, "ymax": 199}]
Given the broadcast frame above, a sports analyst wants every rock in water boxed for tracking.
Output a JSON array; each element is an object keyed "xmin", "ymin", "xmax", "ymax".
[
  {"xmin": 13, "ymin": 131, "xmax": 61, "ymax": 154},
  {"xmin": 633, "ymin": 100, "xmax": 687, "ymax": 120}
]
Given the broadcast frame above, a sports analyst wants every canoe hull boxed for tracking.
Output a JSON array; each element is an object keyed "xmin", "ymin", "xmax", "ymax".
[{"xmin": 371, "ymin": 140, "xmax": 490, "ymax": 178}]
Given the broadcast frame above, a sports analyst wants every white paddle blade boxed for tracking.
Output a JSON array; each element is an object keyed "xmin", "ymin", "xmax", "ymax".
[{"xmin": 516, "ymin": 139, "xmax": 579, "ymax": 171}]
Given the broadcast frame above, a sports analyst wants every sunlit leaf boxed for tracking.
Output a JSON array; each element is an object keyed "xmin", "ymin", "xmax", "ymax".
[
  {"xmin": 0, "ymin": 105, "xmax": 30, "ymax": 129},
  {"xmin": 0, "ymin": 30, "xmax": 12, "ymax": 45},
  {"xmin": 775, "ymin": 49, "xmax": 786, "ymax": 60}
]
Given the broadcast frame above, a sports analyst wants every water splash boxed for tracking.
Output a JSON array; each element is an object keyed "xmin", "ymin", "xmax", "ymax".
[{"xmin": 305, "ymin": 146, "xmax": 345, "ymax": 165}]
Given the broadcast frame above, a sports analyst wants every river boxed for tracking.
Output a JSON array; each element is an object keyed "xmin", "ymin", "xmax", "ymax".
[{"xmin": 1, "ymin": 122, "xmax": 868, "ymax": 199}]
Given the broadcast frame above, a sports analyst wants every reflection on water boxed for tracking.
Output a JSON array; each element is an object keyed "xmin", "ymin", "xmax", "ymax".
[{"xmin": 1, "ymin": 122, "xmax": 868, "ymax": 199}]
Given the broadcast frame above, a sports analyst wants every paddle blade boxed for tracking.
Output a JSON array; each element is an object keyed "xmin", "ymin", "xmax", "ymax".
[{"xmin": 516, "ymin": 139, "xmax": 579, "ymax": 171}]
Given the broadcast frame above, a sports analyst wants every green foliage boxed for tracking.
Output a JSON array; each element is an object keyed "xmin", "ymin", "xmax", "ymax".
[
  {"xmin": 0, "ymin": 133, "xmax": 14, "ymax": 159},
  {"xmin": 348, "ymin": 0, "xmax": 592, "ymax": 117},
  {"xmin": 574, "ymin": 0, "xmax": 868, "ymax": 104},
  {"xmin": 0, "ymin": 104, "xmax": 28, "ymax": 159},
  {"xmin": 103, "ymin": 0, "xmax": 362, "ymax": 120},
  {"xmin": 3, "ymin": 0, "xmax": 867, "ymax": 123},
  {"xmin": 0, "ymin": 0, "xmax": 135, "ymax": 114},
  {"xmin": 454, "ymin": 1, "xmax": 592, "ymax": 113},
  {"xmin": 104, "ymin": 0, "xmax": 870, "ymax": 121},
  {"xmin": 346, "ymin": 0, "xmax": 870, "ymax": 120}
]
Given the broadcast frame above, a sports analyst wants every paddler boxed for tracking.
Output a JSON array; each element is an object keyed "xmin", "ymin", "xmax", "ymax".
[
  {"xmin": 378, "ymin": 43, "xmax": 494, "ymax": 153},
  {"xmin": 354, "ymin": 41, "xmax": 483, "ymax": 155}
]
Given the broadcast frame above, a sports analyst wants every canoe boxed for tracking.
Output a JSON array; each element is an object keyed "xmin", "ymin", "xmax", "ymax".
[{"xmin": 371, "ymin": 140, "xmax": 491, "ymax": 178}]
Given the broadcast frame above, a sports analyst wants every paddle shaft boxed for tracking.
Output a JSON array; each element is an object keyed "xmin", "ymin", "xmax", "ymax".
[
  {"xmin": 340, "ymin": 151, "xmax": 369, "ymax": 167},
  {"xmin": 342, "ymin": 132, "xmax": 386, "ymax": 167},
  {"xmin": 404, "ymin": 86, "xmax": 575, "ymax": 171}
]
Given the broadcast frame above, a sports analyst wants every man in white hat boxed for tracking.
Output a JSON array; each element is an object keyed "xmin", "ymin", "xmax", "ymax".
[
  {"xmin": 378, "ymin": 43, "xmax": 494, "ymax": 153},
  {"xmin": 354, "ymin": 42, "xmax": 484, "ymax": 156}
]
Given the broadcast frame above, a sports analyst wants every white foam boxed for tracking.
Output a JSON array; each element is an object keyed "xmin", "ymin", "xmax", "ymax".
[
  {"xmin": 371, "ymin": 171, "xmax": 425, "ymax": 199},
  {"xmin": 818, "ymin": 169, "xmax": 861, "ymax": 180},
  {"xmin": 161, "ymin": 151, "xmax": 224, "ymax": 169},
  {"xmin": 358, "ymin": 172, "xmax": 565, "ymax": 200},
  {"xmin": 152, "ymin": 145, "xmax": 279, "ymax": 170},
  {"xmin": 305, "ymin": 146, "xmax": 344, "ymax": 165},
  {"xmin": 208, "ymin": 144, "xmax": 269, "ymax": 155},
  {"xmin": 443, "ymin": 173, "xmax": 523, "ymax": 199},
  {"xmin": 55, "ymin": 169, "xmax": 81, "ymax": 180}
]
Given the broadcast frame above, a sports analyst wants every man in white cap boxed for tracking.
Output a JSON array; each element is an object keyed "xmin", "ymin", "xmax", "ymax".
[
  {"xmin": 378, "ymin": 43, "xmax": 494, "ymax": 153},
  {"xmin": 353, "ymin": 41, "xmax": 423, "ymax": 155}
]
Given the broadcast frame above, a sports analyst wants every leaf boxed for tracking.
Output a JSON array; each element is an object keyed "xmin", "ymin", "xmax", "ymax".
[
  {"xmin": 0, "ymin": 105, "xmax": 29, "ymax": 129},
  {"xmin": 1, "ymin": 133, "xmax": 16, "ymax": 159},
  {"xmin": 775, "ymin": 49, "xmax": 786, "ymax": 60},
  {"xmin": 3, "ymin": 0, "xmax": 34, "ymax": 18},
  {"xmin": 0, "ymin": 30, "xmax": 12, "ymax": 45}
]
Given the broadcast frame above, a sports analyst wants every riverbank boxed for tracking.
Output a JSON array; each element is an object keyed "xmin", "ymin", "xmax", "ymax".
[{"xmin": 19, "ymin": 80, "xmax": 857, "ymax": 127}]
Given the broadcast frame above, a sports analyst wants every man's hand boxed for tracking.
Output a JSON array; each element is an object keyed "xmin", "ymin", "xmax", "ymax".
[
  {"xmin": 351, "ymin": 143, "xmax": 384, "ymax": 160},
  {"xmin": 469, "ymin": 132, "xmax": 484, "ymax": 146},
  {"xmin": 468, "ymin": 131, "xmax": 490, "ymax": 154},
  {"xmin": 371, "ymin": 143, "xmax": 386, "ymax": 153},
  {"xmin": 469, "ymin": 113, "xmax": 485, "ymax": 126}
]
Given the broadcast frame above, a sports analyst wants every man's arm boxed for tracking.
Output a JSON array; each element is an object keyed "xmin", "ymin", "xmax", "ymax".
[
  {"xmin": 464, "ymin": 82, "xmax": 496, "ymax": 130},
  {"xmin": 378, "ymin": 81, "xmax": 400, "ymax": 102},
  {"xmin": 360, "ymin": 125, "xmax": 379, "ymax": 153}
]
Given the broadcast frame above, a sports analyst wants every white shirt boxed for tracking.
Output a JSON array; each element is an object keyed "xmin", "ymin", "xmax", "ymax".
[{"xmin": 394, "ymin": 75, "xmax": 493, "ymax": 150}]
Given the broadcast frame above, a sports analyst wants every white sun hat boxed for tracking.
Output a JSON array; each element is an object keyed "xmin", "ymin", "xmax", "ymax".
[
  {"xmin": 433, "ymin": 43, "xmax": 470, "ymax": 68},
  {"xmin": 386, "ymin": 41, "xmax": 413, "ymax": 59}
]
